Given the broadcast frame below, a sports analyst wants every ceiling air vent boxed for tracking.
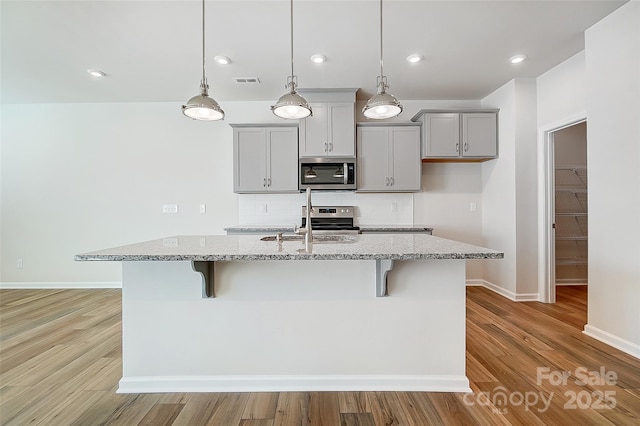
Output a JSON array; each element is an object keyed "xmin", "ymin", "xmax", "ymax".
[{"xmin": 233, "ymin": 77, "xmax": 261, "ymax": 84}]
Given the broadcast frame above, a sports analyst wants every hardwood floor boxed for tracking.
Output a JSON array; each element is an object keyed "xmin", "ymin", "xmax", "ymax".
[{"xmin": 1, "ymin": 286, "xmax": 638, "ymax": 425}]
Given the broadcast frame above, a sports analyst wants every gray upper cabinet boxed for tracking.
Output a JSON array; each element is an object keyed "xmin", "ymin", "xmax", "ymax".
[
  {"xmin": 232, "ymin": 124, "xmax": 299, "ymax": 193},
  {"xmin": 462, "ymin": 113, "xmax": 498, "ymax": 158},
  {"xmin": 357, "ymin": 123, "xmax": 421, "ymax": 192},
  {"xmin": 412, "ymin": 109, "xmax": 498, "ymax": 161},
  {"xmin": 297, "ymin": 89, "xmax": 357, "ymax": 158}
]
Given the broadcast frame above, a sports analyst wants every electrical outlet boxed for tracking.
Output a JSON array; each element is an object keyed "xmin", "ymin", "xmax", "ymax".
[
  {"xmin": 391, "ymin": 202, "xmax": 398, "ymax": 212},
  {"xmin": 470, "ymin": 202, "xmax": 477, "ymax": 212},
  {"xmin": 162, "ymin": 238, "xmax": 178, "ymax": 247},
  {"xmin": 17, "ymin": 259, "xmax": 23, "ymax": 269},
  {"xmin": 261, "ymin": 204, "xmax": 268, "ymax": 214},
  {"xmin": 162, "ymin": 204, "xmax": 178, "ymax": 214},
  {"xmin": 200, "ymin": 204, "xmax": 206, "ymax": 214}
]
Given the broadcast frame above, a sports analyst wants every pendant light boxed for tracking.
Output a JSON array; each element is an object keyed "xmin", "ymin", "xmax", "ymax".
[
  {"xmin": 271, "ymin": 0, "xmax": 312, "ymax": 119},
  {"xmin": 362, "ymin": 0, "xmax": 402, "ymax": 120},
  {"xmin": 182, "ymin": 0, "xmax": 224, "ymax": 121}
]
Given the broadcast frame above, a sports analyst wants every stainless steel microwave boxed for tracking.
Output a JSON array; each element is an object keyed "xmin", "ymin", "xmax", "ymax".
[{"xmin": 299, "ymin": 157, "xmax": 356, "ymax": 191}]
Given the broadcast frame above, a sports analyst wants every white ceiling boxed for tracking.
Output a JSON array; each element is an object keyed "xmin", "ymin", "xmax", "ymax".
[{"xmin": 0, "ymin": 0, "xmax": 627, "ymax": 104}]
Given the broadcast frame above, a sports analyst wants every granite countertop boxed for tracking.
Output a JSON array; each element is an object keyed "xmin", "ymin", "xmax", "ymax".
[
  {"xmin": 224, "ymin": 225, "xmax": 434, "ymax": 233},
  {"xmin": 358, "ymin": 225, "xmax": 433, "ymax": 232},
  {"xmin": 75, "ymin": 234, "xmax": 503, "ymax": 262},
  {"xmin": 225, "ymin": 225, "xmax": 296, "ymax": 233}
]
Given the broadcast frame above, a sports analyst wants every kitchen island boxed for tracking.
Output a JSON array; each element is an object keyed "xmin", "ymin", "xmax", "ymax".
[{"xmin": 76, "ymin": 233, "xmax": 502, "ymax": 393}]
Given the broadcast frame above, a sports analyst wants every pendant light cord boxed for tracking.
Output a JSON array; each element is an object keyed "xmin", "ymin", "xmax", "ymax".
[
  {"xmin": 290, "ymin": 0, "xmax": 294, "ymax": 83},
  {"xmin": 201, "ymin": 0, "xmax": 206, "ymax": 84},
  {"xmin": 379, "ymin": 0, "xmax": 384, "ymax": 80}
]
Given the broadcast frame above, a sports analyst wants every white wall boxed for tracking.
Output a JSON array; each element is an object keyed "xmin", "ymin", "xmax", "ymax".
[
  {"xmin": 537, "ymin": 51, "xmax": 586, "ymax": 128},
  {"xmin": 480, "ymin": 78, "xmax": 538, "ymax": 300},
  {"xmin": 480, "ymin": 81, "xmax": 518, "ymax": 296},
  {"xmin": 1, "ymin": 98, "xmax": 489, "ymax": 285},
  {"xmin": 514, "ymin": 80, "xmax": 539, "ymax": 295},
  {"xmin": 583, "ymin": 0, "xmax": 640, "ymax": 357},
  {"xmin": 0, "ymin": 101, "xmax": 278, "ymax": 284}
]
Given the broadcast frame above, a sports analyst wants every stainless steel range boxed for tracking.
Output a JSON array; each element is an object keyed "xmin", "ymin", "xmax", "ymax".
[{"xmin": 301, "ymin": 206, "xmax": 360, "ymax": 233}]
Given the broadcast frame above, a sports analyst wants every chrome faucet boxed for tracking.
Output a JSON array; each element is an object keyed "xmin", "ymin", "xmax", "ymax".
[{"xmin": 295, "ymin": 187, "xmax": 313, "ymax": 245}]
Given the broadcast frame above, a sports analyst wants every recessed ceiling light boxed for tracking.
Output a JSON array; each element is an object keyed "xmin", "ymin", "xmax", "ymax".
[
  {"xmin": 509, "ymin": 54, "xmax": 527, "ymax": 64},
  {"xmin": 87, "ymin": 69, "xmax": 106, "ymax": 78},
  {"xmin": 310, "ymin": 54, "xmax": 326, "ymax": 64},
  {"xmin": 406, "ymin": 54, "xmax": 423, "ymax": 63},
  {"xmin": 214, "ymin": 56, "xmax": 231, "ymax": 65}
]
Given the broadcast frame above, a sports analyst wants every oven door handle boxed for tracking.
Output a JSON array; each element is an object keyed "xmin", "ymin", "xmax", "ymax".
[{"xmin": 343, "ymin": 162, "xmax": 348, "ymax": 185}]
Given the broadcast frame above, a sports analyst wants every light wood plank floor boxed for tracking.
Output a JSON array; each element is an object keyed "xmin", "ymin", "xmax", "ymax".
[{"xmin": 1, "ymin": 286, "xmax": 639, "ymax": 425}]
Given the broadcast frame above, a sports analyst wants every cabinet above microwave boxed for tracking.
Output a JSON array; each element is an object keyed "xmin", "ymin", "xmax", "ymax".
[{"xmin": 297, "ymin": 88, "xmax": 357, "ymax": 158}]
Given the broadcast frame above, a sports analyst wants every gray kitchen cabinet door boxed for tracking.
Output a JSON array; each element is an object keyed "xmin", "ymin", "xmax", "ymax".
[
  {"xmin": 390, "ymin": 126, "xmax": 421, "ymax": 191},
  {"xmin": 328, "ymin": 103, "xmax": 356, "ymax": 156},
  {"xmin": 423, "ymin": 113, "xmax": 460, "ymax": 158},
  {"xmin": 266, "ymin": 127, "xmax": 299, "ymax": 192},
  {"xmin": 462, "ymin": 113, "xmax": 497, "ymax": 158},
  {"xmin": 357, "ymin": 125, "xmax": 421, "ymax": 192},
  {"xmin": 356, "ymin": 126, "xmax": 389, "ymax": 191},
  {"xmin": 233, "ymin": 125, "xmax": 298, "ymax": 193},
  {"xmin": 299, "ymin": 103, "xmax": 328, "ymax": 156},
  {"xmin": 299, "ymin": 102, "xmax": 355, "ymax": 157},
  {"xmin": 234, "ymin": 127, "xmax": 268, "ymax": 193}
]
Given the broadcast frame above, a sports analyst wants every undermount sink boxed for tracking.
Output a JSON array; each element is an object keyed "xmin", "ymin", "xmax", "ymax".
[{"xmin": 260, "ymin": 234, "xmax": 357, "ymax": 243}]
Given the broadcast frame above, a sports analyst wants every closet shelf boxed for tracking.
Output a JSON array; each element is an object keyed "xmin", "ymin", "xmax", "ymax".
[
  {"xmin": 556, "ymin": 258, "xmax": 587, "ymax": 266},
  {"xmin": 556, "ymin": 236, "xmax": 588, "ymax": 241},
  {"xmin": 555, "ymin": 165, "xmax": 587, "ymax": 170},
  {"xmin": 556, "ymin": 188, "xmax": 587, "ymax": 193},
  {"xmin": 556, "ymin": 213, "xmax": 588, "ymax": 217}
]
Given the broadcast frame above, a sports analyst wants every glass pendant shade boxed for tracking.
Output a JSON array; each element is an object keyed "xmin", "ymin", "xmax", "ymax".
[
  {"xmin": 363, "ymin": 0, "xmax": 402, "ymax": 120},
  {"xmin": 362, "ymin": 86, "xmax": 403, "ymax": 119},
  {"xmin": 182, "ymin": 0, "xmax": 224, "ymax": 121},
  {"xmin": 183, "ymin": 80, "xmax": 225, "ymax": 121},
  {"xmin": 272, "ymin": 0, "xmax": 312, "ymax": 120},
  {"xmin": 272, "ymin": 80, "xmax": 312, "ymax": 119}
]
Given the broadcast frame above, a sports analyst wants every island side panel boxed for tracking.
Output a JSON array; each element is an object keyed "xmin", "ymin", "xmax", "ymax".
[{"xmin": 119, "ymin": 259, "xmax": 468, "ymax": 392}]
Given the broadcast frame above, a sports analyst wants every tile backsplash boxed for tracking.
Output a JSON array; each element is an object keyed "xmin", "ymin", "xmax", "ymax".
[{"xmin": 238, "ymin": 192, "xmax": 414, "ymax": 226}]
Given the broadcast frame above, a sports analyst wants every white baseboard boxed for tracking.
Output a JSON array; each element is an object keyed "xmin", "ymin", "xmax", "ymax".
[
  {"xmin": 583, "ymin": 325, "xmax": 640, "ymax": 359},
  {"xmin": 466, "ymin": 279, "xmax": 539, "ymax": 302},
  {"xmin": 117, "ymin": 374, "xmax": 471, "ymax": 394},
  {"xmin": 0, "ymin": 282, "xmax": 122, "ymax": 289}
]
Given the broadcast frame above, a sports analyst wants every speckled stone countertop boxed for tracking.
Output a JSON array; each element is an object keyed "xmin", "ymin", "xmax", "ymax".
[
  {"xmin": 358, "ymin": 225, "xmax": 433, "ymax": 233},
  {"xmin": 75, "ymin": 234, "xmax": 503, "ymax": 262},
  {"xmin": 224, "ymin": 225, "xmax": 434, "ymax": 233},
  {"xmin": 224, "ymin": 225, "xmax": 296, "ymax": 233}
]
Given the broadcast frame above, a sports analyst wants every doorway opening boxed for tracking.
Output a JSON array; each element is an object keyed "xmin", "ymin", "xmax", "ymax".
[{"xmin": 542, "ymin": 120, "xmax": 588, "ymax": 303}]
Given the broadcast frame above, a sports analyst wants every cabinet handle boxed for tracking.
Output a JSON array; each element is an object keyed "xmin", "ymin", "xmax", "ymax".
[
  {"xmin": 464, "ymin": 143, "xmax": 468, "ymax": 152},
  {"xmin": 263, "ymin": 178, "xmax": 267, "ymax": 187},
  {"xmin": 390, "ymin": 177, "xmax": 394, "ymax": 186},
  {"xmin": 385, "ymin": 177, "xmax": 389, "ymax": 186},
  {"xmin": 329, "ymin": 142, "xmax": 334, "ymax": 152},
  {"xmin": 268, "ymin": 178, "xmax": 271, "ymax": 187},
  {"xmin": 324, "ymin": 142, "xmax": 328, "ymax": 153},
  {"xmin": 456, "ymin": 143, "xmax": 460, "ymax": 153}
]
